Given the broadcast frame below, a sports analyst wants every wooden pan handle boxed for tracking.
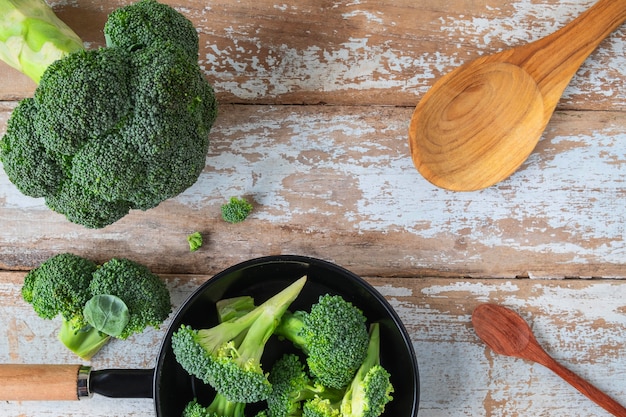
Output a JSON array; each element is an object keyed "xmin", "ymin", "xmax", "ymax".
[{"xmin": 0, "ymin": 364, "xmax": 90, "ymax": 401}]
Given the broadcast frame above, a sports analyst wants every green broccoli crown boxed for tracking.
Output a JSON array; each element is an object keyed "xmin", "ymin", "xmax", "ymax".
[
  {"xmin": 104, "ymin": 0, "xmax": 199, "ymax": 62},
  {"xmin": 267, "ymin": 353, "xmax": 339, "ymax": 417},
  {"xmin": 34, "ymin": 47, "xmax": 133, "ymax": 155},
  {"xmin": 88, "ymin": 258, "xmax": 172, "ymax": 339},
  {"xmin": 276, "ymin": 294, "xmax": 369, "ymax": 390},
  {"xmin": 182, "ymin": 395, "xmax": 246, "ymax": 417},
  {"xmin": 45, "ymin": 180, "xmax": 133, "ymax": 229},
  {"xmin": 172, "ymin": 277, "xmax": 307, "ymax": 403},
  {"xmin": 170, "ymin": 324, "xmax": 217, "ymax": 383},
  {"xmin": 0, "ymin": 0, "xmax": 217, "ymax": 229},
  {"xmin": 22, "ymin": 253, "xmax": 97, "ymax": 329},
  {"xmin": 302, "ymin": 397, "xmax": 342, "ymax": 417},
  {"xmin": 340, "ymin": 324, "xmax": 394, "ymax": 417},
  {"xmin": 221, "ymin": 197, "xmax": 253, "ymax": 224},
  {"xmin": 0, "ymin": 98, "xmax": 65, "ymax": 197},
  {"xmin": 183, "ymin": 398, "xmax": 214, "ymax": 417},
  {"xmin": 21, "ymin": 253, "xmax": 170, "ymax": 360}
]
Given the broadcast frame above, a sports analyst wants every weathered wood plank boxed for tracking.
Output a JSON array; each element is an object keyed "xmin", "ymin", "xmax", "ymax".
[
  {"xmin": 1, "ymin": 0, "xmax": 624, "ymax": 108},
  {"xmin": 0, "ymin": 272, "xmax": 624, "ymax": 416},
  {"xmin": 1, "ymin": 103, "xmax": 625, "ymax": 278}
]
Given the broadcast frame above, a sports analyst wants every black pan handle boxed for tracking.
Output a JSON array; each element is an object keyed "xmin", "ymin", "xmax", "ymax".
[{"xmin": 90, "ymin": 368, "xmax": 154, "ymax": 399}]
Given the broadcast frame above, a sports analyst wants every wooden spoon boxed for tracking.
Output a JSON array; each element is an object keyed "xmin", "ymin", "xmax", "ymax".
[
  {"xmin": 409, "ymin": 0, "xmax": 626, "ymax": 191},
  {"xmin": 472, "ymin": 303, "xmax": 626, "ymax": 417}
]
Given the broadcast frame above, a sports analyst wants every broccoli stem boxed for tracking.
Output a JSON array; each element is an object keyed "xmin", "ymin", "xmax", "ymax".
[
  {"xmin": 274, "ymin": 310, "xmax": 308, "ymax": 348},
  {"xmin": 360, "ymin": 322, "xmax": 381, "ymax": 370},
  {"xmin": 207, "ymin": 392, "xmax": 246, "ymax": 417},
  {"xmin": 0, "ymin": 0, "xmax": 84, "ymax": 83},
  {"xmin": 198, "ymin": 277, "xmax": 307, "ymax": 355},
  {"xmin": 58, "ymin": 320, "xmax": 110, "ymax": 360},
  {"xmin": 216, "ymin": 296, "xmax": 255, "ymax": 323}
]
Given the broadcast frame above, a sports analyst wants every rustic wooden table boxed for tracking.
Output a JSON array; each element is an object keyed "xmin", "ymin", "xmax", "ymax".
[{"xmin": 1, "ymin": 1, "xmax": 625, "ymax": 416}]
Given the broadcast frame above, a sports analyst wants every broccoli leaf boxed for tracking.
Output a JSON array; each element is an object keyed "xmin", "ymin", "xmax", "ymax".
[{"xmin": 84, "ymin": 294, "xmax": 130, "ymax": 337}]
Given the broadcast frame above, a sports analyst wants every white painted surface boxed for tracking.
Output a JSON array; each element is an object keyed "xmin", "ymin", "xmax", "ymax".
[{"xmin": 0, "ymin": 275, "xmax": 623, "ymax": 416}]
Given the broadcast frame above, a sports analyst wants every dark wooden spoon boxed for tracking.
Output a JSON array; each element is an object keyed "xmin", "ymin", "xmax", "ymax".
[{"xmin": 472, "ymin": 304, "xmax": 626, "ymax": 417}]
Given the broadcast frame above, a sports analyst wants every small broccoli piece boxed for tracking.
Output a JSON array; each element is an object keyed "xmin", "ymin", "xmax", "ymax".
[
  {"xmin": 88, "ymin": 258, "xmax": 172, "ymax": 339},
  {"xmin": 216, "ymin": 296, "xmax": 256, "ymax": 323},
  {"xmin": 266, "ymin": 353, "xmax": 343, "ymax": 417},
  {"xmin": 171, "ymin": 277, "xmax": 307, "ymax": 403},
  {"xmin": 188, "ymin": 232, "xmax": 203, "ymax": 252},
  {"xmin": 21, "ymin": 253, "xmax": 107, "ymax": 359},
  {"xmin": 22, "ymin": 253, "xmax": 171, "ymax": 359},
  {"xmin": 340, "ymin": 323, "xmax": 394, "ymax": 417},
  {"xmin": 0, "ymin": 0, "xmax": 84, "ymax": 82},
  {"xmin": 221, "ymin": 197, "xmax": 253, "ymax": 224},
  {"xmin": 275, "ymin": 294, "xmax": 369, "ymax": 389},
  {"xmin": 302, "ymin": 396, "xmax": 342, "ymax": 417},
  {"xmin": 182, "ymin": 395, "xmax": 246, "ymax": 417}
]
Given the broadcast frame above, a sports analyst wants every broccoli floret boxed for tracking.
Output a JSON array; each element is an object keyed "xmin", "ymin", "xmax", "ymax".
[
  {"xmin": 22, "ymin": 253, "xmax": 96, "ymax": 327},
  {"xmin": 171, "ymin": 277, "xmax": 307, "ymax": 403},
  {"xmin": 302, "ymin": 324, "xmax": 393, "ymax": 417},
  {"xmin": 266, "ymin": 353, "xmax": 342, "ymax": 417},
  {"xmin": 221, "ymin": 197, "xmax": 254, "ymax": 224},
  {"xmin": 104, "ymin": 0, "xmax": 199, "ymax": 62},
  {"xmin": 45, "ymin": 181, "xmax": 132, "ymax": 230},
  {"xmin": 0, "ymin": 0, "xmax": 218, "ymax": 229},
  {"xmin": 0, "ymin": 0, "xmax": 84, "ymax": 82},
  {"xmin": 182, "ymin": 395, "xmax": 246, "ymax": 417},
  {"xmin": 340, "ymin": 323, "xmax": 394, "ymax": 417},
  {"xmin": 88, "ymin": 258, "xmax": 172, "ymax": 339},
  {"xmin": 22, "ymin": 253, "xmax": 171, "ymax": 359},
  {"xmin": 33, "ymin": 47, "xmax": 133, "ymax": 155},
  {"xmin": 275, "ymin": 294, "xmax": 369, "ymax": 389},
  {"xmin": 302, "ymin": 396, "xmax": 342, "ymax": 417},
  {"xmin": 0, "ymin": 98, "xmax": 65, "ymax": 197},
  {"xmin": 188, "ymin": 232, "xmax": 203, "ymax": 252},
  {"xmin": 22, "ymin": 253, "xmax": 106, "ymax": 359}
]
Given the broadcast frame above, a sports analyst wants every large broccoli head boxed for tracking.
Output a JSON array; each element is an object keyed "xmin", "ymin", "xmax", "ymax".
[{"xmin": 0, "ymin": 0, "xmax": 217, "ymax": 228}]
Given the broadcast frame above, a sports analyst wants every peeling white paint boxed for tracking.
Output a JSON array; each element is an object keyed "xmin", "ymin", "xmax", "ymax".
[
  {"xmin": 420, "ymin": 280, "xmax": 520, "ymax": 299},
  {"xmin": 169, "ymin": 105, "xmax": 626, "ymax": 267}
]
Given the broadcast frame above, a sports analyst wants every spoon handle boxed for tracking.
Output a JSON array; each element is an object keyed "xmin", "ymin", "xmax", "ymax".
[
  {"xmin": 538, "ymin": 353, "xmax": 626, "ymax": 417},
  {"xmin": 516, "ymin": 0, "xmax": 626, "ymax": 107}
]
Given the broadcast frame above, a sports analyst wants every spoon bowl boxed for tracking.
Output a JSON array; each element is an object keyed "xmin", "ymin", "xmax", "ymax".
[
  {"xmin": 409, "ymin": 0, "xmax": 626, "ymax": 191},
  {"xmin": 472, "ymin": 304, "xmax": 626, "ymax": 417}
]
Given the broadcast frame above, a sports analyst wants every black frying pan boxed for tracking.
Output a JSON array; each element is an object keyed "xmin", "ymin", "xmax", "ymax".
[{"xmin": 0, "ymin": 255, "xmax": 420, "ymax": 416}]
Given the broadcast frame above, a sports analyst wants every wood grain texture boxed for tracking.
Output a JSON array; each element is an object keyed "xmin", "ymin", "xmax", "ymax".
[
  {"xmin": 472, "ymin": 304, "xmax": 626, "ymax": 417},
  {"xmin": 1, "ymin": 104, "xmax": 625, "ymax": 278},
  {"xmin": 0, "ymin": 272, "xmax": 624, "ymax": 416},
  {"xmin": 408, "ymin": 0, "xmax": 626, "ymax": 191},
  {"xmin": 0, "ymin": 364, "xmax": 82, "ymax": 401},
  {"xmin": 0, "ymin": 1, "xmax": 625, "ymax": 416},
  {"xmin": 0, "ymin": 0, "xmax": 624, "ymax": 108}
]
